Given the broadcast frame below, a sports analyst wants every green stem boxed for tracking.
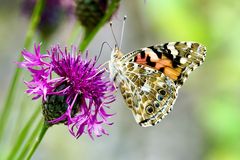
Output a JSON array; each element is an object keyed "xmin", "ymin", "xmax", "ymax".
[
  {"xmin": 11, "ymin": 98, "xmax": 33, "ymax": 144},
  {"xmin": 25, "ymin": 122, "xmax": 48, "ymax": 160},
  {"xmin": 0, "ymin": 0, "xmax": 45, "ymax": 141},
  {"xmin": 16, "ymin": 119, "xmax": 43, "ymax": 160},
  {"xmin": 24, "ymin": 0, "xmax": 45, "ymax": 50},
  {"xmin": 79, "ymin": 0, "xmax": 120, "ymax": 51},
  {"xmin": 7, "ymin": 107, "xmax": 41, "ymax": 160}
]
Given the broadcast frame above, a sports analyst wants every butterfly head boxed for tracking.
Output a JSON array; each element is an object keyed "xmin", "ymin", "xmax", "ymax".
[
  {"xmin": 111, "ymin": 46, "xmax": 124, "ymax": 60},
  {"xmin": 108, "ymin": 46, "xmax": 124, "ymax": 84}
]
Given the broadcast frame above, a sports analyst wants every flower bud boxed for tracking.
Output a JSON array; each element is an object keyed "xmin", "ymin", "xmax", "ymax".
[
  {"xmin": 42, "ymin": 83, "xmax": 80, "ymax": 125},
  {"xmin": 75, "ymin": 0, "xmax": 120, "ymax": 31}
]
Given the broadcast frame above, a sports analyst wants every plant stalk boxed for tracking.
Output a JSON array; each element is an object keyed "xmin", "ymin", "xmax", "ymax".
[{"xmin": 0, "ymin": 0, "xmax": 45, "ymax": 141}]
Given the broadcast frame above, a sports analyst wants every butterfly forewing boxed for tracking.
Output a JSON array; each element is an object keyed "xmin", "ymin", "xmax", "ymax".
[
  {"xmin": 149, "ymin": 42, "xmax": 206, "ymax": 87},
  {"xmin": 121, "ymin": 42, "xmax": 206, "ymax": 87}
]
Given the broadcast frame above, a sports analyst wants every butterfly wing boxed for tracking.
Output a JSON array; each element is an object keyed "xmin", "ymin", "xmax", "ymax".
[
  {"xmin": 119, "ymin": 62, "xmax": 178, "ymax": 127},
  {"xmin": 116, "ymin": 41, "xmax": 206, "ymax": 126},
  {"xmin": 121, "ymin": 41, "xmax": 206, "ymax": 88}
]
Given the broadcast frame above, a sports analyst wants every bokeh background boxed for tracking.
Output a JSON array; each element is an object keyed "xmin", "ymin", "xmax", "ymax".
[{"xmin": 1, "ymin": 0, "xmax": 240, "ymax": 159}]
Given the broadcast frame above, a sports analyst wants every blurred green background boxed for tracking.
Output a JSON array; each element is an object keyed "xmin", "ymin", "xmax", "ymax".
[{"xmin": 0, "ymin": 0, "xmax": 240, "ymax": 159}]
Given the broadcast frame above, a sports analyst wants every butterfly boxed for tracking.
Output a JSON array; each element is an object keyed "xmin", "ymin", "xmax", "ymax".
[{"xmin": 109, "ymin": 41, "xmax": 206, "ymax": 127}]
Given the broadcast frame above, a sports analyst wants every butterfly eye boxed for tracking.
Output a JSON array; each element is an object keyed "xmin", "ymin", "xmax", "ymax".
[
  {"xmin": 158, "ymin": 89, "xmax": 166, "ymax": 96},
  {"xmin": 160, "ymin": 90, "xmax": 166, "ymax": 96},
  {"xmin": 157, "ymin": 95, "xmax": 163, "ymax": 101},
  {"xmin": 154, "ymin": 101, "xmax": 160, "ymax": 108},
  {"xmin": 146, "ymin": 105, "xmax": 155, "ymax": 114}
]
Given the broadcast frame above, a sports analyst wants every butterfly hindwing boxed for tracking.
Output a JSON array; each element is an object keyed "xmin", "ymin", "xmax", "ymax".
[{"xmin": 119, "ymin": 62, "xmax": 178, "ymax": 127}]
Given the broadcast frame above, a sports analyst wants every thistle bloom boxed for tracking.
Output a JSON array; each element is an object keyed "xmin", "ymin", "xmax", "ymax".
[{"xmin": 18, "ymin": 44, "xmax": 116, "ymax": 139}]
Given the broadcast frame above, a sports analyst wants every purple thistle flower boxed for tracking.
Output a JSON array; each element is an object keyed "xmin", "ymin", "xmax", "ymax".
[{"xmin": 18, "ymin": 44, "xmax": 116, "ymax": 139}]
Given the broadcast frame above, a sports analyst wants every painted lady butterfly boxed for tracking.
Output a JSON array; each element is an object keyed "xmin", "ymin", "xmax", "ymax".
[{"xmin": 109, "ymin": 41, "xmax": 206, "ymax": 127}]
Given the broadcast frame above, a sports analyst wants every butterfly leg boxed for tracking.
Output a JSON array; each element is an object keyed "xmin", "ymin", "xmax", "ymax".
[
  {"xmin": 97, "ymin": 61, "xmax": 109, "ymax": 70},
  {"xmin": 87, "ymin": 68, "xmax": 110, "ymax": 81}
]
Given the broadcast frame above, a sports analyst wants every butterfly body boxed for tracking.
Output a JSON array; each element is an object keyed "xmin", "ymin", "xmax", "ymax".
[{"xmin": 109, "ymin": 42, "xmax": 206, "ymax": 127}]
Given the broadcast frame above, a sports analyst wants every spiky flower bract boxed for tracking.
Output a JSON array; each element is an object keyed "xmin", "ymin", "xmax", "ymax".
[{"xmin": 18, "ymin": 44, "xmax": 116, "ymax": 139}]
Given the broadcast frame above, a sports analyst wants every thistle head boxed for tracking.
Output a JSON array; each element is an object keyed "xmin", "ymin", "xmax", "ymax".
[{"xmin": 18, "ymin": 44, "xmax": 116, "ymax": 139}]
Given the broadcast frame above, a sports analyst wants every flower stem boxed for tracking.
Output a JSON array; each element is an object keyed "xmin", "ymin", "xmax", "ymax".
[
  {"xmin": 17, "ymin": 119, "xmax": 43, "ymax": 160},
  {"xmin": 24, "ymin": 0, "xmax": 45, "ymax": 50},
  {"xmin": 25, "ymin": 122, "xmax": 49, "ymax": 160},
  {"xmin": 7, "ymin": 107, "xmax": 41, "ymax": 160},
  {"xmin": 79, "ymin": 0, "xmax": 120, "ymax": 51},
  {"xmin": 0, "ymin": 0, "xmax": 45, "ymax": 141}
]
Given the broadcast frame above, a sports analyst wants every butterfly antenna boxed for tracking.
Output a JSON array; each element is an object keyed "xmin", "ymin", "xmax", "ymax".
[
  {"xmin": 96, "ymin": 41, "xmax": 113, "ymax": 63},
  {"xmin": 110, "ymin": 22, "xmax": 119, "ymax": 48},
  {"xmin": 119, "ymin": 15, "xmax": 127, "ymax": 49}
]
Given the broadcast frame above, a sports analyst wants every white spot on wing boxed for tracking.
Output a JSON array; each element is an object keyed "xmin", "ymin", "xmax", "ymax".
[
  {"xmin": 186, "ymin": 42, "xmax": 192, "ymax": 48},
  {"xmin": 145, "ymin": 48, "xmax": 159, "ymax": 61},
  {"xmin": 167, "ymin": 43, "xmax": 178, "ymax": 57},
  {"xmin": 180, "ymin": 57, "xmax": 188, "ymax": 64},
  {"xmin": 141, "ymin": 83, "xmax": 151, "ymax": 92}
]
